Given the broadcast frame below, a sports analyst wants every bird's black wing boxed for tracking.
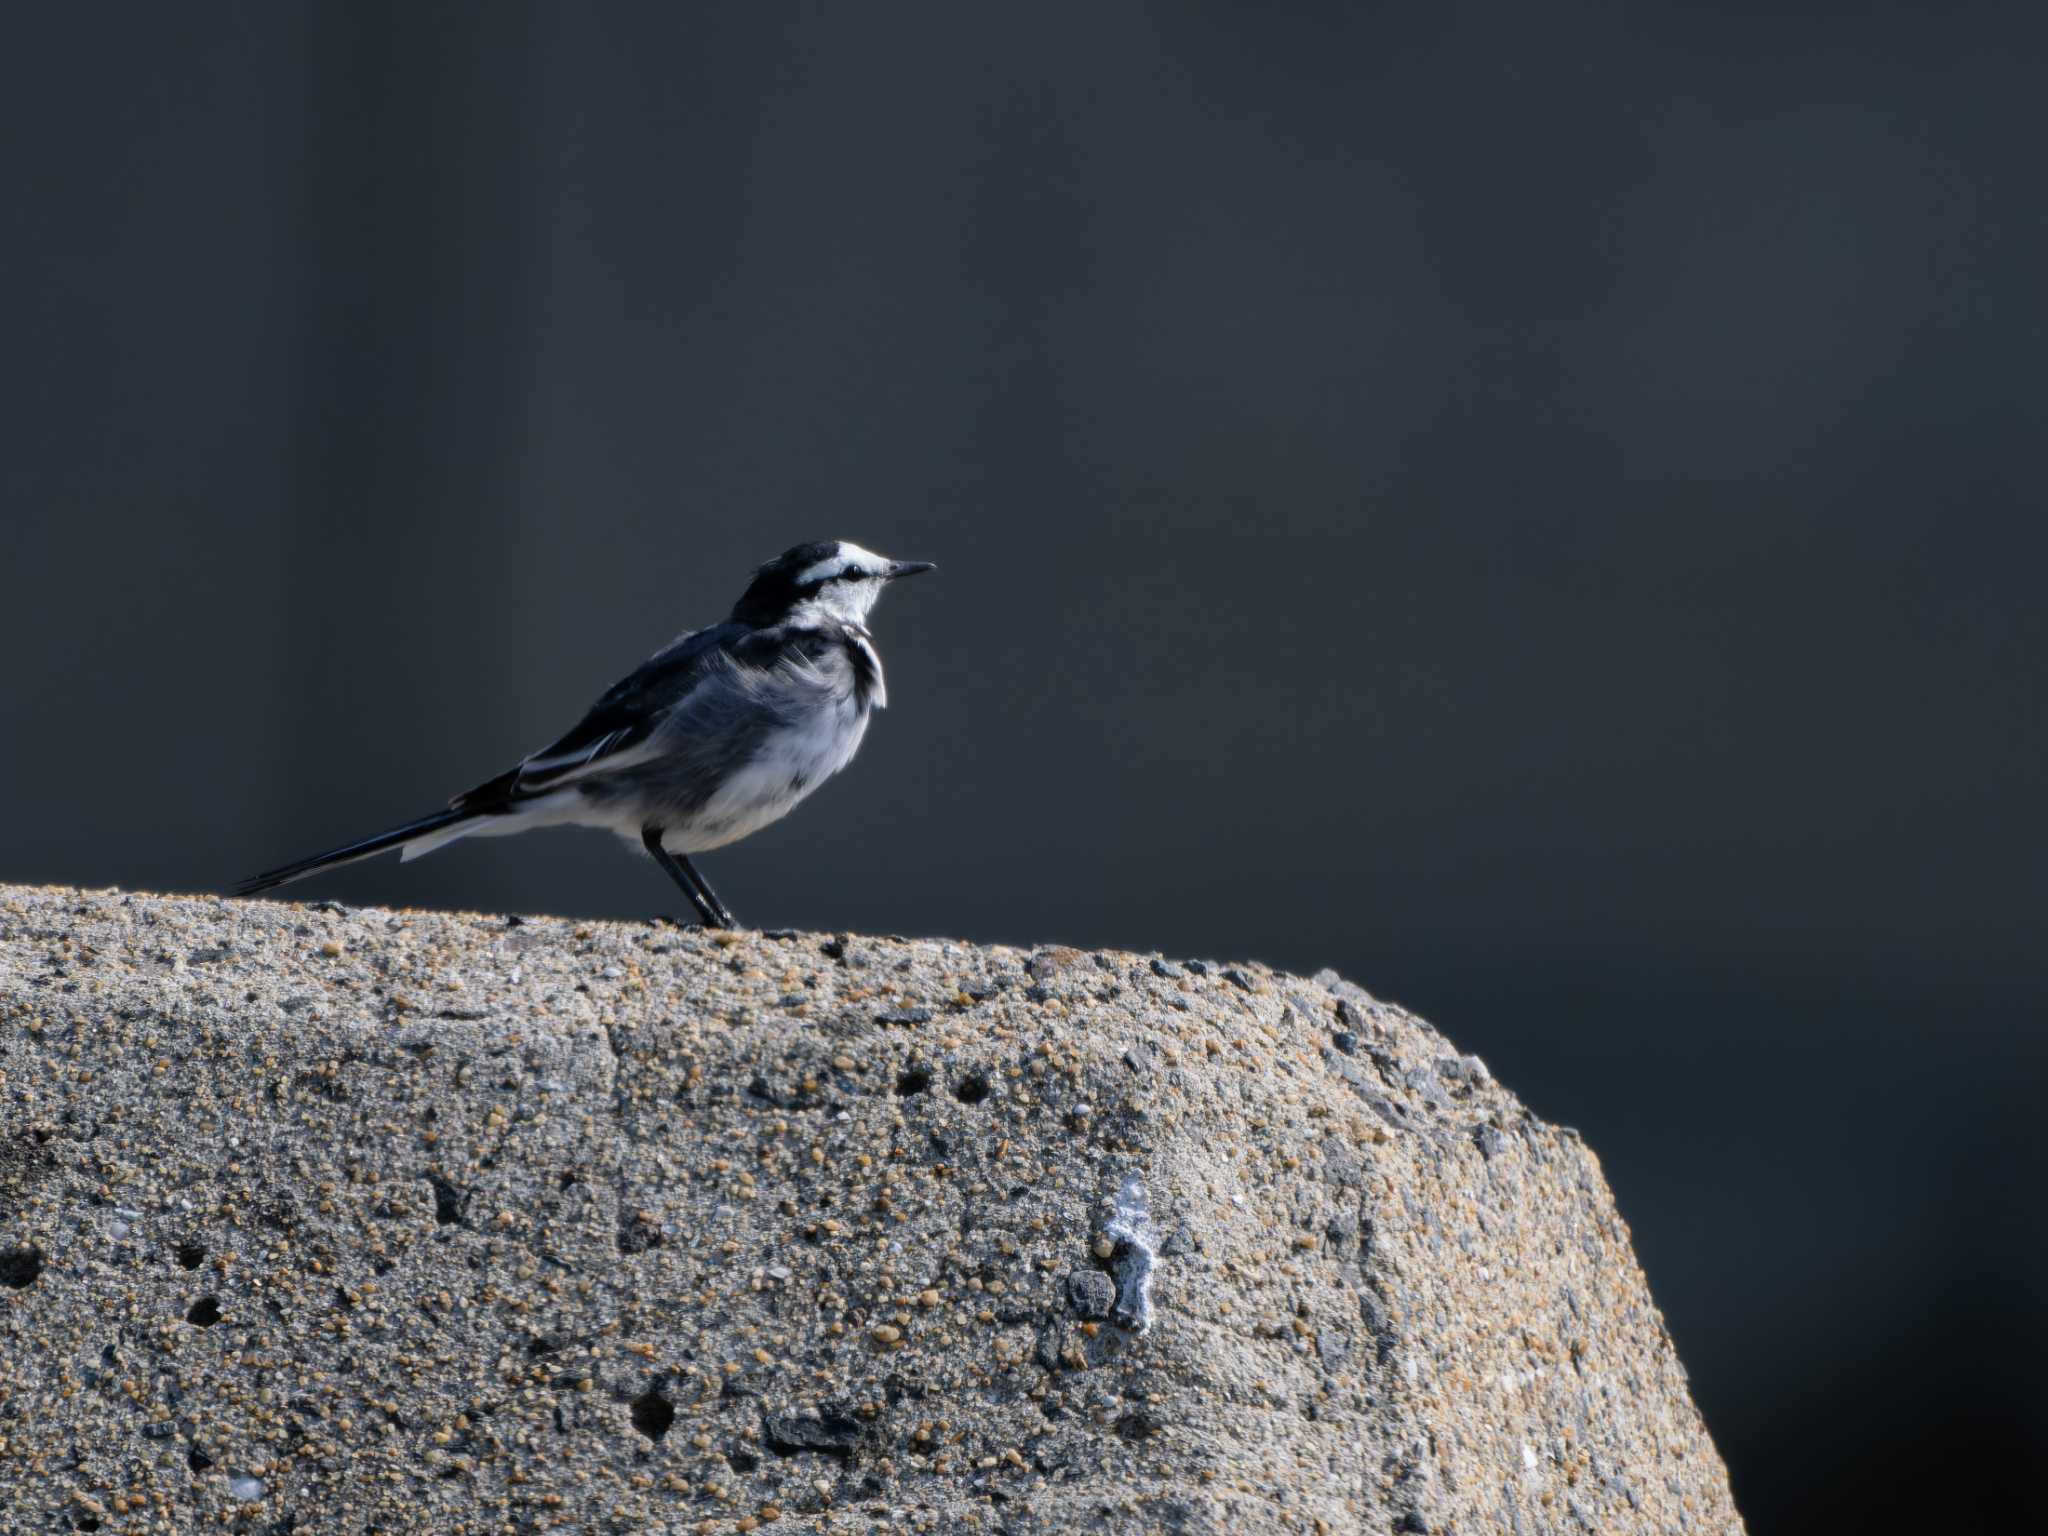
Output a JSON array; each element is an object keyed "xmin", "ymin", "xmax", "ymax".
[{"xmin": 451, "ymin": 621, "xmax": 751, "ymax": 811}]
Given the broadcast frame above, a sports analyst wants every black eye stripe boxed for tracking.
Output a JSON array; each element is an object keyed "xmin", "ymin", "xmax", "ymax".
[{"xmin": 804, "ymin": 567, "xmax": 866, "ymax": 591}]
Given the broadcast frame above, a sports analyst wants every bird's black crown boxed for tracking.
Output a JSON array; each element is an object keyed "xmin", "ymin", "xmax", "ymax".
[{"xmin": 731, "ymin": 541, "xmax": 842, "ymax": 625}]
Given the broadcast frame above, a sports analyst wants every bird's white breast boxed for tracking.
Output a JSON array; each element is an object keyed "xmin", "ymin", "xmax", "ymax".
[{"xmin": 671, "ymin": 693, "xmax": 872, "ymax": 853}]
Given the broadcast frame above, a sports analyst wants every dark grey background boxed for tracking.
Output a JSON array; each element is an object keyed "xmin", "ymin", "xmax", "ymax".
[{"xmin": 4, "ymin": 3, "xmax": 2042, "ymax": 1529}]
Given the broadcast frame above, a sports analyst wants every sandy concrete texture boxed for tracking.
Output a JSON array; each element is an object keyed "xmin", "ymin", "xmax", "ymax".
[{"xmin": 0, "ymin": 885, "xmax": 1742, "ymax": 1535}]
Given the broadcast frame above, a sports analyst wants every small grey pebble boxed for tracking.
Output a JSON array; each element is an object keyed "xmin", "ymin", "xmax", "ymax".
[
  {"xmin": 1332, "ymin": 1030, "xmax": 1358, "ymax": 1056},
  {"xmin": 1361, "ymin": 1292, "xmax": 1394, "ymax": 1340},
  {"xmin": 229, "ymin": 1476, "xmax": 265, "ymax": 1501},
  {"xmin": 1474, "ymin": 1125, "xmax": 1508, "ymax": 1161},
  {"xmin": 1323, "ymin": 1143, "xmax": 1363, "ymax": 1188},
  {"xmin": 1436, "ymin": 1054, "xmax": 1490, "ymax": 1083},
  {"xmin": 1403, "ymin": 1067, "xmax": 1451, "ymax": 1109},
  {"xmin": 1317, "ymin": 1328, "xmax": 1353, "ymax": 1371},
  {"xmin": 1149, "ymin": 958, "xmax": 1183, "ymax": 980},
  {"xmin": 1066, "ymin": 1270, "xmax": 1116, "ymax": 1319}
]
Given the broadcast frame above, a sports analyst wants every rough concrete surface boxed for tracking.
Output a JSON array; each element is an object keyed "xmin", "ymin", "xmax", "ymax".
[{"xmin": 0, "ymin": 885, "xmax": 1742, "ymax": 1535}]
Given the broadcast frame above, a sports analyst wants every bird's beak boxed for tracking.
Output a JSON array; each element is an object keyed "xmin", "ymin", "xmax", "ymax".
[{"xmin": 885, "ymin": 560, "xmax": 937, "ymax": 580}]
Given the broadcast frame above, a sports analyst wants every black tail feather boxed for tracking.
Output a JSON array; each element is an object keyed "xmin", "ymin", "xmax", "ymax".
[{"xmin": 233, "ymin": 808, "xmax": 472, "ymax": 897}]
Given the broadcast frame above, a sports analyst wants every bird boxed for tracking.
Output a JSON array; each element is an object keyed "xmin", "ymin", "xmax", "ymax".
[{"xmin": 235, "ymin": 539, "xmax": 935, "ymax": 928}]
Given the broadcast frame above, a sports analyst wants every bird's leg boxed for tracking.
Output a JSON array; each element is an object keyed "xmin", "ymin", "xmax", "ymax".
[
  {"xmin": 641, "ymin": 826, "xmax": 725, "ymax": 928},
  {"xmin": 677, "ymin": 854, "xmax": 737, "ymax": 929}
]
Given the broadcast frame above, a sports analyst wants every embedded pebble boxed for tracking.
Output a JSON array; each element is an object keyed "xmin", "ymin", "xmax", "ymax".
[{"xmin": 1065, "ymin": 1269, "xmax": 1116, "ymax": 1319}]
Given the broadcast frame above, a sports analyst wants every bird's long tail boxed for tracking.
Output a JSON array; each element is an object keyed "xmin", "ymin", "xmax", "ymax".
[{"xmin": 234, "ymin": 808, "xmax": 487, "ymax": 896}]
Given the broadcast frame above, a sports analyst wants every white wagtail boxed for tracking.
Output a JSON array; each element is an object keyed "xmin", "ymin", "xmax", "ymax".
[{"xmin": 236, "ymin": 540, "xmax": 935, "ymax": 927}]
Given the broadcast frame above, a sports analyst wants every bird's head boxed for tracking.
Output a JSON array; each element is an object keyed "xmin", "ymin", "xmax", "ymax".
[{"xmin": 731, "ymin": 540, "xmax": 936, "ymax": 627}]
